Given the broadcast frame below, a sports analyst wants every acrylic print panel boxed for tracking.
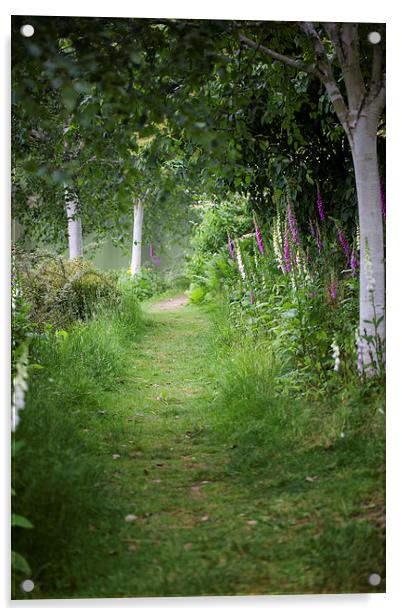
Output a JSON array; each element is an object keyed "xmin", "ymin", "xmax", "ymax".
[{"xmin": 11, "ymin": 13, "xmax": 386, "ymax": 600}]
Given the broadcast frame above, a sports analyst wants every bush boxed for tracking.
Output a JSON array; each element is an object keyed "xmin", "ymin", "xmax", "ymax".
[
  {"xmin": 123, "ymin": 266, "xmax": 168, "ymax": 300},
  {"xmin": 17, "ymin": 251, "xmax": 118, "ymax": 330}
]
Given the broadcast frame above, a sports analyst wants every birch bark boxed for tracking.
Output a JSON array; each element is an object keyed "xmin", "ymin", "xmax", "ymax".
[
  {"xmin": 64, "ymin": 187, "xmax": 83, "ymax": 260},
  {"xmin": 131, "ymin": 201, "xmax": 144, "ymax": 276}
]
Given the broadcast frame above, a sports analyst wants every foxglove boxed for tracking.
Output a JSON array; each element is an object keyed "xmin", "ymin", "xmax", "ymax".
[
  {"xmin": 330, "ymin": 339, "xmax": 341, "ymax": 372},
  {"xmin": 284, "ymin": 230, "xmax": 291, "ymax": 273},
  {"xmin": 235, "ymin": 240, "xmax": 246, "ymax": 280},
  {"xmin": 337, "ymin": 227, "xmax": 350, "ymax": 261},
  {"xmin": 317, "ymin": 188, "xmax": 325, "ymax": 221},
  {"xmin": 227, "ymin": 234, "xmax": 236, "ymax": 259},
  {"xmin": 287, "ymin": 200, "xmax": 300, "ymax": 245},
  {"xmin": 253, "ymin": 218, "xmax": 264, "ymax": 255}
]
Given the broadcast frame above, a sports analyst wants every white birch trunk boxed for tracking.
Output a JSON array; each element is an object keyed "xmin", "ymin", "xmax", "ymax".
[
  {"xmin": 349, "ymin": 114, "xmax": 385, "ymax": 372},
  {"xmin": 238, "ymin": 23, "xmax": 386, "ymax": 374},
  {"xmin": 130, "ymin": 201, "xmax": 144, "ymax": 276},
  {"xmin": 64, "ymin": 187, "xmax": 83, "ymax": 260}
]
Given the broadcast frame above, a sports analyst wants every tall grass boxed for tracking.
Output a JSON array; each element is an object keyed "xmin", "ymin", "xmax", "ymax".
[
  {"xmin": 12, "ymin": 280, "xmax": 143, "ymax": 597},
  {"xmin": 210, "ymin": 303, "xmax": 385, "ymax": 466},
  {"xmin": 207, "ymin": 305, "xmax": 385, "ymax": 591}
]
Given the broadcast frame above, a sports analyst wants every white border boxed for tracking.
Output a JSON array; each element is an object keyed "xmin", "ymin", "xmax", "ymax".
[{"xmin": 2, "ymin": 1, "xmax": 401, "ymax": 614}]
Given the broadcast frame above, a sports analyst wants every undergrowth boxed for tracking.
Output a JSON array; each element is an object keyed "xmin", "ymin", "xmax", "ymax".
[{"xmin": 12, "ymin": 279, "xmax": 144, "ymax": 597}]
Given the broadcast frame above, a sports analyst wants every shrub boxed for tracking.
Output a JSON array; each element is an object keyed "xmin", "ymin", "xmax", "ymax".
[{"xmin": 17, "ymin": 251, "xmax": 118, "ymax": 330}]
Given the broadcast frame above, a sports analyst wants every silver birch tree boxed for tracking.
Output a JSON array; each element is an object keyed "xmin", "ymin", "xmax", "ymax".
[
  {"xmin": 239, "ymin": 23, "xmax": 385, "ymax": 372},
  {"xmin": 130, "ymin": 201, "xmax": 144, "ymax": 276}
]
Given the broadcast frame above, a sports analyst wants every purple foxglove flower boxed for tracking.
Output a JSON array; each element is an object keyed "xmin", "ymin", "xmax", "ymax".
[
  {"xmin": 337, "ymin": 228, "xmax": 350, "ymax": 260},
  {"xmin": 350, "ymin": 251, "xmax": 358, "ymax": 277},
  {"xmin": 317, "ymin": 188, "xmax": 325, "ymax": 222},
  {"xmin": 227, "ymin": 234, "xmax": 236, "ymax": 259},
  {"xmin": 287, "ymin": 201, "xmax": 300, "ymax": 245},
  {"xmin": 316, "ymin": 224, "xmax": 323, "ymax": 254},
  {"xmin": 149, "ymin": 243, "xmax": 161, "ymax": 266},
  {"xmin": 284, "ymin": 231, "xmax": 291, "ymax": 273},
  {"xmin": 249, "ymin": 290, "xmax": 255, "ymax": 304},
  {"xmin": 380, "ymin": 181, "xmax": 386, "ymax": 219},
  {"xmin": 329, "ymin": 281, "xmax": 337, "ymax": 300},
  {"xmin": 253, "ymin": 219, "xmax": 264, "ymax": 255},
  {"xmin": 309, "ymin": 219, "xmax": 316, "ymax": 238}
]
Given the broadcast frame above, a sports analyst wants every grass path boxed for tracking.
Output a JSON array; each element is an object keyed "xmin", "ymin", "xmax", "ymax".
[
  {"xmin": 85, "ymin": 296, "xmax": 283, "ymax": 598},
  {"xmin": 74, "ymin": 295, "xmax": 384, "ymax": 598}
]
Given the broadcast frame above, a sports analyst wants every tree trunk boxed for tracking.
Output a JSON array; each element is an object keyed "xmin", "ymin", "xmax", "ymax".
[
  {"xmin": 131, "ymin": 201, "xmax": 144, "ymax": 276},
  {"xmin": 349, "ymin": 113, "xmax": 385, "ymax": 373},
  {"xmin": 64, "ymin": 187, "xmax": 83, "ymax": 260}
]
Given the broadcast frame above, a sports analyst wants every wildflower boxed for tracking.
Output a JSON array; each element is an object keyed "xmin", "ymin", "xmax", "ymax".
[
  {"xmin": 249, "ymin": 290, "xmax": 255, "ymax": 304},
  {"xmin": 273, "ymin": 217, "xmax": 284, "ymax": 272},
  {"xmin": 330, "ymin": 339, "xmax": 340, "ymax": 372},
  {"xmin": 235, "ymin": 239, "xmax": 246, "ymax": 280},
  {"xmin": 355, "ymin": 328, "xmax": 364, "ymax": 373},
  {"xmin": 283, "ymin": 230, "xmax": 292, "ymax": 273},
  {"xmin": 308, "ymin": 218, "xmax": 316, "ymax": 238},
  {"xmin": 316, "ymin": 223, "xmax": 323, "ymax": 254},
  {"xmin": 253, "ymin": 218, "xmax": 264, "ymax": 255},
  {"xmin": 295, "ymin": 249, "xmax": 304, "ymax": 276},
  {"xmin": 329, "ymin": 280, "xmax": 337, "ymax": 300},
  {"xmin": 317, "ymin": 188, "xmax": 325, "ymax": 222},
  {"xmin": 11, "ymin": 347, "xmax": 29, "ymax": 431},
  {"xmin": 380, "ymin": 181, "xmax": 386, "ymax": 219},
  {"xmin": 227, "ymin": 234, "xmax": 236, "ymax": 260},
  {"xmin": 337, "ymin": 228, "xmax": 350, "ymax": 261},
  {"xmin": 287, "ymin": 200, "xmax": 300, "ymax": 245},
  {"xmin": 350, "ymin": 250, "xmax": 358, "ymax": 277}
]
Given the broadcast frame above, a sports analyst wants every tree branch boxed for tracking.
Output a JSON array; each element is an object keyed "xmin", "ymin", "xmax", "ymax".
[
  {"xmin": 299, "ymin": 22, "xmax": 332, "ymax": 79},
  {"xmin": 238, "ymin": 26, "xmax": 352, "ymax": 140},
  {"xmin": 238, "ymin": 33, "xmax": 318, "ymax": 76},
  {"xmin": 323, "ymin": 22, "xmax": 345, "ymax": 64},
  {"xmin": 298, "ymin": 22, "xmax": 351, "ymax": 136}
]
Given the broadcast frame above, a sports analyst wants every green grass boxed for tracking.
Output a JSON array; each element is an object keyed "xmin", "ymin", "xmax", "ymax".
[{"xmin": 12, "ymin": 295, "xmax": 385, "ymax": 599}]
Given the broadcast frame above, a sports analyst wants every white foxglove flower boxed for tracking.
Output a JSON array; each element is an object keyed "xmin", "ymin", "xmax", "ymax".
[
  {"xmin": 11, "ymin": 347, "xmax": 29, "ymax": 432},
  {"xmin": 330, "ymin": 339, "xmax": 340, "ymax": 372},
  {"xmin": 273, "ymin": 214, "xmax": 284, "ymax": 271},
  {"xmin": 235, "ymin": 240, "xmax": 246, "ymax": 280},
  {"xmin": 355, "ymin": 328, "xmax": 364, "ymax": 373}
]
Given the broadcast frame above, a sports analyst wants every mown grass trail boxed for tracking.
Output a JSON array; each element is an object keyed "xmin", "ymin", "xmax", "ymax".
[{"xmin": 59, "ymin": 295, "xmax": 384, "ymax": 598}]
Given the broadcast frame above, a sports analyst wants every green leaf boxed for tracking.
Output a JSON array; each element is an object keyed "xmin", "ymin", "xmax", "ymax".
[
  {"xmin": 12, "ymin": 514, "xmax": 34, "ymax": 529},
  {"xmin": 306, "ymin": 170, "xmax": 314, "ymax": 185},
  {"xmin": 55, "ymin": 329, "xmax": 68, "ymax": 341},
  {"xmin": 11, "ymin": 550, "xmax": 31, "ymax": 575}
]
